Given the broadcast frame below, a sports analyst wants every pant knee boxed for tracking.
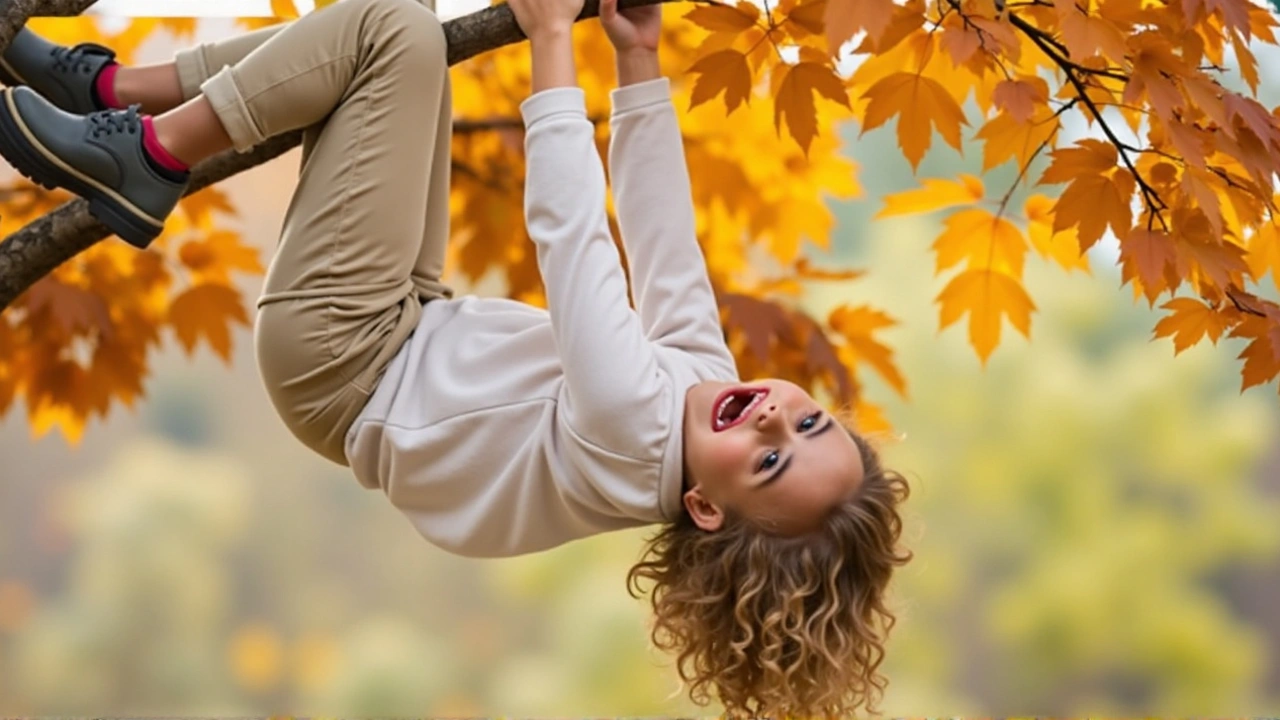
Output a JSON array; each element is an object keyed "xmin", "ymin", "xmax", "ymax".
[{"xmin": 360, "ymin": 0, "xmax": 446, "ymax": 63}]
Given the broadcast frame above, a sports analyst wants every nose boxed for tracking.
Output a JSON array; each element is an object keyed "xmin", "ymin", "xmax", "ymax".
[{"xmin": 756, "ymin": 403, "xmax": 781, "ymax": 430}]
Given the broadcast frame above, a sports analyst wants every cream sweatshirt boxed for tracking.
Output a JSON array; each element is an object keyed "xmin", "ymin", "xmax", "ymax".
[{"xmin": 344, "ymin": 78, "xmax": 739, "ymax": 558}]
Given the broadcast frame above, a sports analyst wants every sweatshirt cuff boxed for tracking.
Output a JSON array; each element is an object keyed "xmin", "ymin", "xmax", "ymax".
[
  {"xmin": 520, "ymin": 86, "xmax": 588, "ymax": 127},
  {"xmin": 611, "ymin": 77, "xmax": 671, "ymax": 114}
]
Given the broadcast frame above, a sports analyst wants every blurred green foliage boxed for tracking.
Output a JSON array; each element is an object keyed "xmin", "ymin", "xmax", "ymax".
[{"xmin": 1, "ymin": 27, "xmax": 1278, "ymax": 720}]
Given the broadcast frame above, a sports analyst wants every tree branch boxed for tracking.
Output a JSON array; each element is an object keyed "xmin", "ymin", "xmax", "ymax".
[{"xmin": 0, "ymin": 0, "xmax": 672, "ymax": 310}]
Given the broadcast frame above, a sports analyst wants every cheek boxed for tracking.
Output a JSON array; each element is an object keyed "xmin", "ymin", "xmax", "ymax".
[{"xmin": 707, "ymin": 432, "xmax": 752, "ymax": 470}]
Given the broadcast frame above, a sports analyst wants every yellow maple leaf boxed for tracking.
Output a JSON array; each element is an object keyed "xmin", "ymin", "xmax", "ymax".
[
  {"xmin": 168, "ymin": 284, "xmax": 251, "ymax": 363},
  {"xmin": 877, "ymin": 175, "xmax": 985, "ymax": 218},
  {"xmin": 861, "ymin": 72, "xmax": 967, "ymax": 170},
  {"xmin": 1246, "ymin": 223, "xmax": 1280, "ymax": 284},
  {"xmin": 1153, "ymin": 297, "xmax": 1234, "ymax": 354},
  {"xmin": 975, "ymin": 107, "xmax": 1061, "ymax": 173},
  {"xmin": 937, "ymin": 268, "xmax": 1035, "ymax": 363},
  {"xmin": 773, "ymin": 59, "xmax": 851, "ymax": 154},
  {"xmin": 271, "ymin": 0, "xmax": 300, "ymax": 19},
  {"xmin": 932, "ymin": 208, "xmax": 1028, "ymax": 276},
  {"xmin": 1025, "ymin": 194, "xmax": 1090, "ymax": 274}
]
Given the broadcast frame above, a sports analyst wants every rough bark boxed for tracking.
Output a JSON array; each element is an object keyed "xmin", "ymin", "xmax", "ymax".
[{"xmin": 0, "ymin": 0, "xmax": 672, "ymax": 310}]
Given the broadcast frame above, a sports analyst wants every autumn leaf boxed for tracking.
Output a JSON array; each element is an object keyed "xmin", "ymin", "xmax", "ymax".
[
  {"xmin": 1230, "ymin": 313, "xmax": 1280, "ymax": 391},
  {"xmin": 937, "ymin": 268, "xmax": 1036, "ymax": 363},
  {"xmin": 684, "ymin": 3, "xmax": 759, "ymax": 33},
  {"xmin": 688, "ymin": 49, "xmax": 752, "ymax": 114},
  {"xmin": 1246, "ymin": 223, "xmax": 1280, "ymax": 283},
  {"xmin": 774, "ymin": 61, "xmax": 851, "ymax": 153},
  {"xmin": 1152, "ymin": 297, "xmax": 1234, "ymax": 353},
  {"xmin": 270, "ymin": 0, "xmax": 299, "ymax": 18},
  {"xmin": 1025, "ymin": 194, "xmax": 1090, "ymax": 274},
  {"xmin": 1119, "ymin": 227, "xmax": 1176, "ymax": 302},
  {"xmin": 1051, "ymin": 172, "xmax": 1133, "ymax": 251},
  {"xmin": 785, "ymin": 0, "xmax": 827, "ymax": 36},
  {"xmin": 1054, "ymin": 0, "xmax": 1129, "ymax": 63},
  {"xmin": 1039, "ymin": 138, "xmax": 1118, "ymax": 184},
  {"xmin": 932, "ymin": 208, "xmax": 1028, "ymax": 276},
  {"xmin": 168, "ymin": 284, "xmax": 251, "ymax": 363},
  {"xmin": 830, "ymin": 304, "xmax": 908, "ymax": 397},
  {"xmin": 25, "ymin": 277, "xmax": 112, "ymax": 336},
  {"xmin": 178, "ymin": 231, "xmax": 265, "ymax": 284},
  {"xmin": 992, "ymin": 77, "xmax": 1050, "ymax": 124},
  {"xmin": 825, "ymin": 0, "xmax": 893, "ymax": 52},
  {"xmin": 877, "ymin": 175, "xmax": 985, "ymax": 218},
  {"xmin": 975, "ymin": 107, "xmax": 1060, "ymax": 173},
  {"xmin": 861, "ymin": 72, "xmax": 967, "ymax": 170}
]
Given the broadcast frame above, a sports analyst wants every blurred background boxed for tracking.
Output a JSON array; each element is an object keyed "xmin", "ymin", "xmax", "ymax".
[{"xmin": 2, "ymin": 8, "xmax": 1280, "ymax": 717}]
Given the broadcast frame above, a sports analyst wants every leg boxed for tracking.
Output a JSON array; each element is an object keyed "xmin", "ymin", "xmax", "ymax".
[{"xmin": 203, "ymin": 0, "xmax": 453, "ymax": 464}]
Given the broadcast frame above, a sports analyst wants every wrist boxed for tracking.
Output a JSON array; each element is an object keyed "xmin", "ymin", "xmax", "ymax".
[
  {"xmin": 615, "ymin": 48, "xmax": 660, "ymax": 84},
  {"xmin": 528, "ymin": 23, "xmax": 574, "ymax": 44}
]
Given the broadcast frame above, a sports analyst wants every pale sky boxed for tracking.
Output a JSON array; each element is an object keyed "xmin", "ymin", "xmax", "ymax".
[{"xmin": 87, "ymin": 0, "xmax": 486, "ymax": 18}]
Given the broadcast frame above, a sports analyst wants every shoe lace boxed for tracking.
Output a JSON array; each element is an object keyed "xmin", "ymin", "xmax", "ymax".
[
  {"xmin": 88, "ymin": 105, "xmax": 142, "ymax": 139},
  {"xmin": 50, "ymin": 43, "xmax": 113, "ymax": 75}
]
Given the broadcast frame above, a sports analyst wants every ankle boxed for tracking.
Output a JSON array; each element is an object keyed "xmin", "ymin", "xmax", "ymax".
[
  {"xmin": 141, "ymin": 116, "xmax": 190, "ymax": 179},
  {"xmin": 93, "ymin": 62, "xmax": 123, "ymax": 109}
]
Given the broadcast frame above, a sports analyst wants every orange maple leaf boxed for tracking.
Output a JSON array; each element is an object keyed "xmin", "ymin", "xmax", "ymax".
[
  {"xmin": 1051, "ymin": 171, "xmax": 1133, "ymax": 251},
  {"xmin": 774, "ymin": 60, "xmax": 851, "ymax": 153},
  {"xmin": 830, "ymin": 304, "xmax": 907, "ymax": 397},
  {"xmin": 1229, "ymin": 313, "xmax": 1280, "ymax": 391},
  {"xmin": 1152, "ymin": 297, "xmax": 1234, "ymax": 354},
  {"xmin": 824, "ymin": 0, "xmax": 893, "ymax": 53},
  {"xmin": 168, "ymin": 284, "xmax": 251, "ymax": 363},
  {"xmin": 861, "ymin": 72, "xmax": 967, "ymax": 170},
  {"xmin": 992, "ymin": 77, "xmax": 1049, "ymax": 124},
  {"xmin": 685, "ymin": 3, "xmax": 758, "ymax": 33},
  {"xmin": 937, "ymin": 268, "xmax": 1036, "ymax": 363},
  {"xmin": 688, "ymin": 49, "xmax": 753, "ymax": 114},
  {"xmin": 1118, "ymin": 227, "xmax": 1176, "ymax": 303}
]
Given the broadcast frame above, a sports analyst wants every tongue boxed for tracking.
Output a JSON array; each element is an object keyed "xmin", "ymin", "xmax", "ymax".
[{"xmin": 722, "ymin": 394, "xmax": 750, "ymax": 422}]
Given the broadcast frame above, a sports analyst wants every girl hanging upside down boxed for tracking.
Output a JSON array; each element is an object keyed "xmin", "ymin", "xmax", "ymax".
[{"xmin": 0, "ymin": 0, "xmax": 912, "ymax": 713}]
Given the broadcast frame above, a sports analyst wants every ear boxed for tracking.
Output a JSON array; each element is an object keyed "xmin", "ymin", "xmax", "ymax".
[{"xmin": 682, "ymin": 485, "xmax": 724, "ymax": 532}]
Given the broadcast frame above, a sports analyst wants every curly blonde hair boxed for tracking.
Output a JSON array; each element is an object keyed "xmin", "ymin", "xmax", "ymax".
[{"xmin": 627, "ymin": 429, "xmax": 912, "ymax": 718}]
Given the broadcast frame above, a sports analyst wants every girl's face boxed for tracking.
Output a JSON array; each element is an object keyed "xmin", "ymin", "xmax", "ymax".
[{"xmin": 681, "ymin": 378, "xmax": 864, "ymax": 534}]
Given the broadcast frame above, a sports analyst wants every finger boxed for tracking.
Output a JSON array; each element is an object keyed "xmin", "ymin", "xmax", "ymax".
[{"xmin": 600, "ymin": 0, "xmax": 617, "ymax": 21}]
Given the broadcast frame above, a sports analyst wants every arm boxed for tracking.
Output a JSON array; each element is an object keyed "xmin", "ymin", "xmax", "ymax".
[
  {"xmin": 517, "ymin": 26, "xmax": 667, "ymax": 451},
  {"xmin": 607, "ymin": 53, "xmax": 737, "ymax": 372}
]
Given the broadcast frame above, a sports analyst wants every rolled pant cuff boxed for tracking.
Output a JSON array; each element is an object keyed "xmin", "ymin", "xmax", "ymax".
[
  {"xmin": 173, "ymin": 45, "xmax": 210, "ymax": 102},
  {"xmin": 200, "ymin": 66, "xmax": 264, "ymax": 153}
]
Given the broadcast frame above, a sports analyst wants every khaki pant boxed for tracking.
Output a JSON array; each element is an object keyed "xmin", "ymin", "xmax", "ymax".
[{"xmin": 173, "ymin": 0, "xmax": 454, "ymax": 466}]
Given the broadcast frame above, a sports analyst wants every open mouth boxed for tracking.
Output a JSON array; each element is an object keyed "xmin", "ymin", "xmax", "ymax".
[{"xmin": 711, "ymin": 386, "xmax": 770, "ymax": 432}]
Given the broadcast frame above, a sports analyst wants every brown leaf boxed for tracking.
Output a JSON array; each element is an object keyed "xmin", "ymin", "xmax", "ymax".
[
  {"xmin": 24, "ymin": 278, "xmax": 112, "ymax": 337},
  {"xmin": 168, "ymin": 284, "xmax": 251, "ymax": 363}
]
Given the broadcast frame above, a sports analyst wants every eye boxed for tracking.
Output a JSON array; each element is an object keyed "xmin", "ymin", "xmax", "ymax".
[
  {"xmin": 798, "ymin": 412, "xmax": 822, "ymax": 432},
  {"xmin": 757, "ymin": 450, "xmax": 780, "ymax": 472}
]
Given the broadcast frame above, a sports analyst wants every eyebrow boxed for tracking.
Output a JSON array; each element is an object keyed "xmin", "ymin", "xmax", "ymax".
[{"xmin": 757, "ymin": 416, "xmax": 837, "ymax": 488}]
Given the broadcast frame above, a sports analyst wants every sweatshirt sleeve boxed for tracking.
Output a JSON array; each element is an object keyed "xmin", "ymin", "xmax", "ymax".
[
  {"xmin": 607, "ymin": 78, "xmax": 737, "ymax": 376},
  {"xmin": 520, "ymin": 87, "xmax": 668, "ymax": 453}
]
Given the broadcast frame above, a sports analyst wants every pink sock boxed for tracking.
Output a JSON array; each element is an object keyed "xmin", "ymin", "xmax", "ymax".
[
  {"xmin": 141, "ymin": 116, "xmax": 189, "ymax": 172},
  {"xmin": 95, "ymin": 63, "xmax": 122, "ymax": 109}
]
